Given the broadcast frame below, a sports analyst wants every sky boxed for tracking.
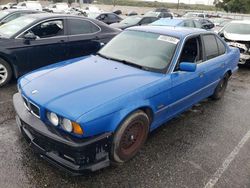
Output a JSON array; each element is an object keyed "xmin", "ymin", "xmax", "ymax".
[{"xmin": 144, "ymin": 0, "xmax": 214, "ymax": 5}]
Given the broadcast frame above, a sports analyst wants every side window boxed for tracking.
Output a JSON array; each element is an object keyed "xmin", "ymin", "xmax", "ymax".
[
  {"xmin": 29, "ymin": 20, "xmax": 64, "ymax": 38},
  {"xmin": 68, "ymin": 19, "xmax": 100, "ymax": 35},
  {"xmin": 21, "ymin": 3, "xmax": 26, "ymax": 7},
  {"xmin": 140, "ymin": 18, "xmax": 152, "ymax": 25},
  {"xmin": 184, "ymin": 20, "xmax": 195, "ymax": 28},
  {"xmin": 194, "ymin": 21, "xmax": 202, "ymax": 28},
  {"xmin": 216, "ymin": 36, "xmax": 226, "ymax": 55},
  {"xmin": 175, "ymin": 36, "xmax": 202, "ymax": 71},
  {"xmin": 203, "ymin": 34, "xmax": 219, "ymax": 60}
]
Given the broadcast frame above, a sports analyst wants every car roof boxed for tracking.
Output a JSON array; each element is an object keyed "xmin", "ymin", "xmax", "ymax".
[
  {"xmin": 21, "ymin": 13, "xmax": 85, "ymax": 20},
  {"xmin": 127, "ymin": 25, "xmax": 207, "ymax": 39},
  {"xmin": 151, "ymin": 18, "xmax": 186, "ymax": 26}
]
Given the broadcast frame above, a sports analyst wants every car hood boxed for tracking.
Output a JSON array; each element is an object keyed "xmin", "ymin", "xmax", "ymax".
[
  {"xmin": 224, "ymin": 31, "xmax": 250, "ymax": 41},
  {"xmin": 20, "ymin": 55, "xmax": 163, "ymax": 121}
]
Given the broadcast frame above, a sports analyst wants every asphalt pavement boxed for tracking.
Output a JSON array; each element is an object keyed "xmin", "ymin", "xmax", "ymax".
[{"xmin": 0, "ymin": 66, "xmax": 250, "ymax": 188}]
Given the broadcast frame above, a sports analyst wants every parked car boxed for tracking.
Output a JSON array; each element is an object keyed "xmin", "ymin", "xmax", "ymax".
[
  {"xmin": 219, "ymin": 20, "xmax": 250, "ymax": 65},
  {"xmin": 196, "ymin": 18, "xmax": 215, "ymax": 30},
  {"xmin": 88, "ymin": 12, "xmax": 122, "ymax": 25},
  {"xmin": 0, "ymin": 13, "xmax": 120, "ymax": 86},
  {"xmin": 13, "ymin": 26, "xmax": 239, "ymax": 174},
  {"xmin": 154, "ymin": 8, "xmax": 170, "ymax": 12},
  {"xmin": 113, "ymin": 9, "xmax": 122, "ymax": 15},
  {"xmin": 127, "ymin": 11, "xmax": 138, "ymax": 16},
  {"xmin": 144, "ymin": 11, "xmax": 173, "ymax": 19},
  {"xmin": 0, "ymin": 2, "xmax": 17, "ymax": 10},
  {"xmin": 110, "ymin": 15, "xmax": 159, "ymax": 30},
  {"xmin": 14, "ymin": 1, "xmax": 42, "ymax": 11},
  {"xmin": 183, "ymin": 12, "xmax": 207, "ymax": 19},
  {"xmin": 43, "ymin": 3, "xmax": 69, "ymax": 13},
  {"xmin": 150, "ymin": 18, "xmax": 203, "ymax": 29},
  {"xmin": 0, "ymin": 9, "xmax": 41, "ymax": 26}
]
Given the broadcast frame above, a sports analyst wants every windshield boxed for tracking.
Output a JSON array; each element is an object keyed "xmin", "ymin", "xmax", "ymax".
[
  {"xmin": 120, "ymin": 16, "xmax": 141, "ymax": 25},
  {"xmin": 0, "ymin": 11, "xmax": 10, "ymax": 20},
  {"xmin": 98, "ymin": 30, "xmax": 179, "ymax": 72},
  {"xmin": 0, "ymin": 16, "xmax": 36, "ymax": 38},
  {"xmin": 224, "ymin": 22, "xmax": 250, "ymax": 34}
]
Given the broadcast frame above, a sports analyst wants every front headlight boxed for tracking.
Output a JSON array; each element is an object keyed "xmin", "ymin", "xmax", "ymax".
[
  {"xmin": 62, "ymin": 118, "xmax": 83, "ymax": 135},
  {"xmin": 47, "ymin": 112, "xmax": 59, "ymax": 126},
  {"xmin": 62, "ymin": 118, "xmax": 73, "ymax": 132},
  {"xmin": 46, "ymin": 111, "xmax": 84, "ymax": 135}
]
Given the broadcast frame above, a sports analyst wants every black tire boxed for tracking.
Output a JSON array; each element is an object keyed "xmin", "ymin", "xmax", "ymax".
[
  {"xmin": 0, "ymin": 58, "xmax": 12, "ymax": 87},
  {"xmin": 211, "ymin": 73, "xmax": 230, "ymax": 100},
  {"xmin": 111, "ymin": 110, "xmax": 150, "ymax": 163}
]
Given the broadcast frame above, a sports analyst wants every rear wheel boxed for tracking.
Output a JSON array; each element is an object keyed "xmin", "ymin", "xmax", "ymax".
[
  {"xmin": 111, "ymin": 110, "xmax": 150, "ymax": 163},
  {"xmin": 211, "ymin": 73, "xmax": 230, "ymax": 100},
  {"xmin": 0, "ymin": 59, "xmax": 12, "ymax": 87}
]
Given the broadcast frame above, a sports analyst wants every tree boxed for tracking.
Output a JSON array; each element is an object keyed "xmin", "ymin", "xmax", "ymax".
[{"xmin": 213, "ymin": 0, "xmax": 250, "ymax": 13}]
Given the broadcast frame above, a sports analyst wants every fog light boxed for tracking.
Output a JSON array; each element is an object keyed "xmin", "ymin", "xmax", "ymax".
[
  {"xmin": 62, "ymin": 118, "xmax": 73, "ymax": 132},
  {"xmin": 47, "ymin": 112, "xmax": 59, "ymax": 126}
]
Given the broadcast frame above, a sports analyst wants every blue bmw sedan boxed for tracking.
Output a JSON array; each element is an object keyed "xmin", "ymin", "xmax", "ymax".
[{"xmin": 13, "ymin": 26, "xmax": 240, "ymax": 174}]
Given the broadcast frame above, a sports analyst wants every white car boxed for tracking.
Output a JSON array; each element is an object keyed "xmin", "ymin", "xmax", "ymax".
[
  {"xmin": 183, "ymin": 12, "xmax": 207, "ymax": 19},
  {"xmin": 0, "ymin": 2, "xmax": 16, "ymax": 10},
  {"xmin": 46, "ymin": 3, "xmax": 69, "ymax": 13},
  {"xmin": 219, "ymin": 20, "xmax": 250, "ymax": 65},
  {"xmin": 14, "ymin": 1, "xmax": 42, "ymax": 11}
]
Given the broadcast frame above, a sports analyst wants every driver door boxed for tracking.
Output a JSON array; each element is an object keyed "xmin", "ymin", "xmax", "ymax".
[
  {"xmin": 168, "ymin": 36, "xmax": 206, "ymax": 117},
  {"xmin": 18, "ymin": 19, "xmax": 68, "ymax": 73}
]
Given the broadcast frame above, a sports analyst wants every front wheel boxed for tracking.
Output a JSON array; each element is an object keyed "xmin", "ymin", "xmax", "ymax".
[
  {"xmin": 0, "ymin": 59, "xmax": 12, "ymax": 87},
  {"xmin": 111, "ymin": 110, "xmax": 150, "ymax": 163},
  {"xmin": 211, "ymin": 73, "xmax": 230, "ymax": 100}
]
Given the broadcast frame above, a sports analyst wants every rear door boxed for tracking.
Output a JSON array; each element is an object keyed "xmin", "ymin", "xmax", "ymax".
[
  {"xmin": 199, "ymin": 34, "xmax": 228, "ymax": 92},
  {"xmin": 17, "ymin": 18, "xmax": 68, "ymax": 73},
  {"xmin": 66, "ymin": 18, "xmax": 102, "ymax": 59}
]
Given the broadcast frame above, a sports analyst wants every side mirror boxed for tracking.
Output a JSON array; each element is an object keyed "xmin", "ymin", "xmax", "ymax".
[
  {"xmin": 24, "ymin": 33, "xmax": 37, "ymax": 41},
  {"xmin": 179, "ymin": 62, "xmax": 197, "ymax": 72}
]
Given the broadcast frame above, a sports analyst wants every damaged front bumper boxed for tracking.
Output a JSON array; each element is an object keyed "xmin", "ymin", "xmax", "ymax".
[
  {"xmin": 13, "ymin": 93, "xmax": 113, "ymax": 175},
  {"xmin": 227, "ymin": 42, "xmax": 250, "ymax": 64}
]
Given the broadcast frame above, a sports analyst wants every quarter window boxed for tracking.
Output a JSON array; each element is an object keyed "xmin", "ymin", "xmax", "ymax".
[
  {"xmin": 203, "ymin": 34, "xmax": 219, "ymax": 60},
  {"xmin": 29, "ymin": 20, "xmax": 64, "ymax": 38},
  {"xmin": 216, "ymin": 37, "xmax": 226, "ymax": 55},
  {"xmin": 68, "ymin": 19, "xmax": 100, "ymax": 35}
]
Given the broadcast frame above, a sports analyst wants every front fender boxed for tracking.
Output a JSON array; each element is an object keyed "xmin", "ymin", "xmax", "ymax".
[{"xmin": 79, "ymin": 99, "xmax": 156, "ymax": 138}]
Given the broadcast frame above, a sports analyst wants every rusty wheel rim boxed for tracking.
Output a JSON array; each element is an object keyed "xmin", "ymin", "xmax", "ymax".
[{"xmin": 120, "ymin": 120, "xmax": 147, "ymax": 156}]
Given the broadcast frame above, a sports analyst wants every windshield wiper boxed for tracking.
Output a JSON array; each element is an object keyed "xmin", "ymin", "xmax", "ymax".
[{"xmin": 97, "ymin": 52, "xmax": 147, "ymax": 70}]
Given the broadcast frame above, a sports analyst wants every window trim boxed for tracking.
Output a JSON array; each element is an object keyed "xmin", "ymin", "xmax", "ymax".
[
  {"xmin": 66, "ymin": 17, "xmax": 101, "ymax": 36},
  {"xmin": 173, "ymin": 34, "xmax": 203, "ymax": 72}
]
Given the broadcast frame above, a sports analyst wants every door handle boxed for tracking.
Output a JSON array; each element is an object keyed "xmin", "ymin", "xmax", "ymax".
[
  {"xmin": 199, "ymin": 72, "xmax": 205, "ymax": 78},
  {"xmin": 59, "ymin": 39, "xmax": 65, "ymax": 43}
]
